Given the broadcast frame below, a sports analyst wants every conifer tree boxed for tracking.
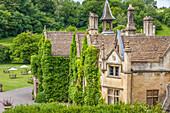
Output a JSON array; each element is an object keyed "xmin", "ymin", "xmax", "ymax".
[
  {"xmin": 37, "ymin": 31, "xmax": 45, "ymax": 92},
  {"xmin": 68, "ymin": 31, "xmax": 78, "ymax": 103}
]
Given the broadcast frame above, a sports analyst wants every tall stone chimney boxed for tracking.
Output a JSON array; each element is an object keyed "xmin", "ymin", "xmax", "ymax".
[
  {"xmin": 88, "ymin": 12, "xmax": 98, "ymax": 35},
  {"xmin": 143, "ymin": 16, "xmax": 155, "ymax": 37},
  {"xmin": 125, "ymin": 4, "xmax": 137, "ymax": 36}
]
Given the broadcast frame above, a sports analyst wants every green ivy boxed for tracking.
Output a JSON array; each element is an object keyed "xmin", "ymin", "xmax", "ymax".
[{"xmin": 84, "ymin": 46, "xmax": 101, "ymax": 106}]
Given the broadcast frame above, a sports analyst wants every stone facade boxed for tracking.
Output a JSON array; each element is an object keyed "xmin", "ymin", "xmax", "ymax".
[{"xmin": 33, "ymin": 0, "xmax": 170, "ymax": 108}]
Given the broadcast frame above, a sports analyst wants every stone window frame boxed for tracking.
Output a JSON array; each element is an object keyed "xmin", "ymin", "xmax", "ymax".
[
  {"xmin": 107, "ymin": 88, "xmax": 121, "ymax": 104},
  {"xmin": 107, "ymin": 64, "xmax": 121, "ymax": 79},
  {"xmin": 146, "ymin": 90, "xmax": 159, "ymax": 106}
]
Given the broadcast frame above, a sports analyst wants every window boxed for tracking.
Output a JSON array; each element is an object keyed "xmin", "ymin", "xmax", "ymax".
[
  {"xmin": 147, "ymin": 90, "xmax": 159, "ymax": 106},
  {"xmin": 109, "ymin": 66, "xmax": 119, "ymax": 76},
  {"xmin": 109, "ymin": 66, "xmax": 114, "ymax": 75},
  {"xmin": 108, "ymin": 89, "xmax": 120, "ymax": 104}
]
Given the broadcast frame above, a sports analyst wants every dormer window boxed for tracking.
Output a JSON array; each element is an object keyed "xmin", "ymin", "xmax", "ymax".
[{"xmin": 109, "ymin": 66, "xmax": 120, "ymax": 77}]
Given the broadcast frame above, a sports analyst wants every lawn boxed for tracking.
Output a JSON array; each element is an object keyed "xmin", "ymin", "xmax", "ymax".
[
  {"xmin": 0, "ymin": 64, "xmax": 33, "ymax": 92},
  {"xmin": 156, "ymin": 24, "xmax": 170, "ymax": 36},
  {"xmin": 0, "ymin": 37, "xmax": 15, "ymax": 46}
]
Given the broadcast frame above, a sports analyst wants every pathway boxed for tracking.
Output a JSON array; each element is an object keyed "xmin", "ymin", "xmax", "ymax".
[{"xmin": 0, "ymin": 86, "xmax": 36, "ymax": 113}]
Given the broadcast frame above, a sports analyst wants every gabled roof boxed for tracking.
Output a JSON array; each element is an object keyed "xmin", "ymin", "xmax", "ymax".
[
  {"xmin": 100, "ymin": 0, "xmax": 115, "ymax": 21},
  {"xmin": 123, "ymin": 37, "xmax": 170, "ymax": 62},
  {"xmin": 46, "ymin": 31, "xmax": 85, "ymax": 57}
]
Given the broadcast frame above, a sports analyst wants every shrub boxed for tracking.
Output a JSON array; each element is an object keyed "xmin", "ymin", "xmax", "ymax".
[
  {"xmin": 3, "ymin": 102, "xmax": 163, "ymax": 113},
  {"xmin": 113, "ymin": 25, "xmax": 126, "ymax": 33},
  {"xmin": 154, "ymin": 20, "xmax": 162, "ymax": 30},
  {"xmin": 0, "ymin": 44, "xmax": 11, "ymax": 64},
  {"xmin": 66, "ymin": 25, "xmax": 76, "ymax": 32},
  {"xmin": 34, "ymin": 92, "xmax": 46, "ymax": 103}
]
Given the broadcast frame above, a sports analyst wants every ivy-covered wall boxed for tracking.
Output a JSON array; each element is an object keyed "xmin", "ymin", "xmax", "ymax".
[
  {"xmin": 31, "ymin": 31, "xmax": 102, "ymax": 105},
  {"xmin": 31, "ymin": 35, "xmax": 69, "ymax": 102}
]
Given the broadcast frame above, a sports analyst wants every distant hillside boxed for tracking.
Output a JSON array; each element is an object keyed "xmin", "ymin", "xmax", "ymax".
[{"xmin": 156, "ymin": 24, "xmax": 170, "ymax": 36}]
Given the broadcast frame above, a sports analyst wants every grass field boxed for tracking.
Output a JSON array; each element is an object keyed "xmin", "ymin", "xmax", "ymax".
[
  {"xmin": 156, "ymin": 24, "xmax": 170, "ymax": 36},
  {"xmin": 0, "ymin": 37, "xmax": 15, "ymax": 46},
  {"xmin": 0, "ymin": 64, "xmax": 33, "ymax": 92}
]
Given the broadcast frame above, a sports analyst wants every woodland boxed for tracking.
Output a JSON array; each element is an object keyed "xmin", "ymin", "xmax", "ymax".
[{"xmin": 0, "ymin": 0, "xmax": 169, "ymax": 39}]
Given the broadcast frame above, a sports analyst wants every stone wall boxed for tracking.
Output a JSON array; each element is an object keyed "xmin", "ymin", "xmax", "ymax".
[{"xmin": 131, "ymin": 72, "xmax": 170, "ymax": 103}]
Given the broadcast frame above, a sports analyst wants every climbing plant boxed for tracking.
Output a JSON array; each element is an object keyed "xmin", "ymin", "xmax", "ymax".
[
  {"xmin": 84, "ymin": 45, "xmax": 101, "ymax": 106},
  {"xmin": 68, "ymin": 31, "xmax": 78, "ymax": 103}
]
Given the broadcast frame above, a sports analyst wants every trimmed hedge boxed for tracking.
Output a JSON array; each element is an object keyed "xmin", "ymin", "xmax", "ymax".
[{"xmin": 3, "ymin": 102, "xmax": 163, "ymax": 113}]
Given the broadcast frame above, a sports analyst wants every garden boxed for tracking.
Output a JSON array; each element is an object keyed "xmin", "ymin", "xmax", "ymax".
[{"xmin": 0, "ymin": 64, "xmax": 33, "ymax": 91}]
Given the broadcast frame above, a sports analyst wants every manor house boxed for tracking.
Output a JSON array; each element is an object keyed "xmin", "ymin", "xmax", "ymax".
[{"xmin": 34, "ymin": 0, "xmax": 170, "ymax": 111}]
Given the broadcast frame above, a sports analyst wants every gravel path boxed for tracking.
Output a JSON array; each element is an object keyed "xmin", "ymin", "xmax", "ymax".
[{"xmin": 0, "ymin": 86, "xmax": 36, "ymax": 113}]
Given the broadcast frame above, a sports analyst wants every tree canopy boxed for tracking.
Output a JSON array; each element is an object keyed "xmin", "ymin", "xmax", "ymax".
[{"xmin": 0, "ymin": 0, "xmax": 169, "ymax": 39}]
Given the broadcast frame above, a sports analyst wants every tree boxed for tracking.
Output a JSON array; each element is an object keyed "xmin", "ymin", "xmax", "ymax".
[
  {"xmin": 10, "ymin": 32, "xmax": 41, "ymax": 63},
  {"xmin": 0, "ymin": 44, "xmax": 11, "ymax": 63}
]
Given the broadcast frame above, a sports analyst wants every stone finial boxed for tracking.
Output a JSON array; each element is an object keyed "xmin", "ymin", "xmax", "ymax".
[
  {"xmin": 93, "ymin": 32, "xmax": 98, "ymax": 45},
  {"xmin": 101, "ymin": 43, "xmax": 105, "ymax": 50},
  {"xmin": 129, "ymin": 4, "xmax": 132, "ymax": 7},
  {"xmin": 125, "ymin": 41, "xmax": 131, "ymax": 52},
  {"xmin": 126, "ymin": 41, "xmax": 130, "ymax": 47}
]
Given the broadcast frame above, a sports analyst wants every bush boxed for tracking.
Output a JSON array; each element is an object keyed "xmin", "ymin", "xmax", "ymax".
[
  {"xmin": 0, "ymin": 44, "xmax": 11, "ymax": 63},
  {"xmin": 154, "ymin": 20, "xmax": 162, "ymax": 30},
  {"xmin": 113, "ymin": 25, "xmax": 126, "ymax": 33},
  {"xmin": 34, "ymin": 92, "xmax": 46, "ymax": 103},
  {"xmin": 3, "ymin": 102, "xmax": 163, "ymax": 113},
  {"xmin": 66, "ymin": 25, "xmax": 76, "ymax": 32}
]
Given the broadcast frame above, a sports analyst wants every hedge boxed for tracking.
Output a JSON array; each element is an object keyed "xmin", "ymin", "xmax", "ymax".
[{"xmin": 3, "ymin": 102, "xmax": 163, "ymax": 113}]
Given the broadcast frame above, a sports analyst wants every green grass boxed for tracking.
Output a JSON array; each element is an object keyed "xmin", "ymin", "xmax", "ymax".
[
  {"xmin": 0, "ymin": 37, "xmax": 15, "ymax": 46},
  {"xmin": 0, "ymin": 64, "xmax": 33, "ymax": 91},
  {"xmin": 156, "ymin": 24, "xmax": 170, "ymax": 36}
]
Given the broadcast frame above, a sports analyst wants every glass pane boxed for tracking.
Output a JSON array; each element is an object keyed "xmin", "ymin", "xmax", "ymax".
[
  {"xmin": 114, "ymin": 97, "xmax": 119, "ymax": 103},
  {"xmin": 153, "ymin": 90, "xmax": 158, "ymax": 96},
  {"xmin": 114, "ymin": 90, "xmax": 119, "ymax": 96},
  {"xmin": 147, "ymin": 97, "xmax": 152, "ymax": 106},
  {"xmin": 109, "ymin": 66, "xmax": 114, "ymax": 75},
  {"xmin": 147, "ymin": 90, "xmax": 152, "ymax": 96},
  {"xmin": 153, "ymin": 97, "xmax": 158, "ymax": 106},
  {"xmin": 108, "ymin": 89, "xmax": 113, "ymax": 95},
  {"xmin": 115, "ymin": 67, "xmax": 119, "ymax": 76},
  {"xmin": 108, "ymin": 96, "xmax": 113, "ymax": 104}
]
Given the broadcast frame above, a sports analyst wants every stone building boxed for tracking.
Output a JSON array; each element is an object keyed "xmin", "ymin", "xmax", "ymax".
[{"xmin": 34, "ymin": 0, "xmax": 170, "ymax": 111}]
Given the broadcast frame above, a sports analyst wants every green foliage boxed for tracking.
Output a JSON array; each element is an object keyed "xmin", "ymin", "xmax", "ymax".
[
  {"xmin": 0, "ymin": 0, "xmax": 168, "ymax": 39},
  {"xmin": 111, "ymin": 7, "xmax": 124, "ymax": 18},
  {"xmin": 68, "ymin": 31, "xmax": 77, "ymax": 103},
  {"xmin": 66, "ymin": 25, "xmax": 76, "ymax": 32},
  {"xmin": 113, "ymin": 25, "xmax": 126, "ymax": 33},
  {"xmin": 10, "ymin": 32, "xmax": 41, "ymax": 63},
  {"xmin": 3, "ymin": 102, "xmax": 163, "ymax": 113},
  {"xmin": 0, "ymin": 44, "xmax": 11, "ymax": 63},
  {"xmin": 84, "ymin": 46, "xmax": 101, "ymax": 106},
  {"xmin": 34, "ymin": 92, "xmax": 47, "ymax": 103},
  {"xmin": 154, "ymin": 20, "xmax": 163, "ymax": 30}
]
